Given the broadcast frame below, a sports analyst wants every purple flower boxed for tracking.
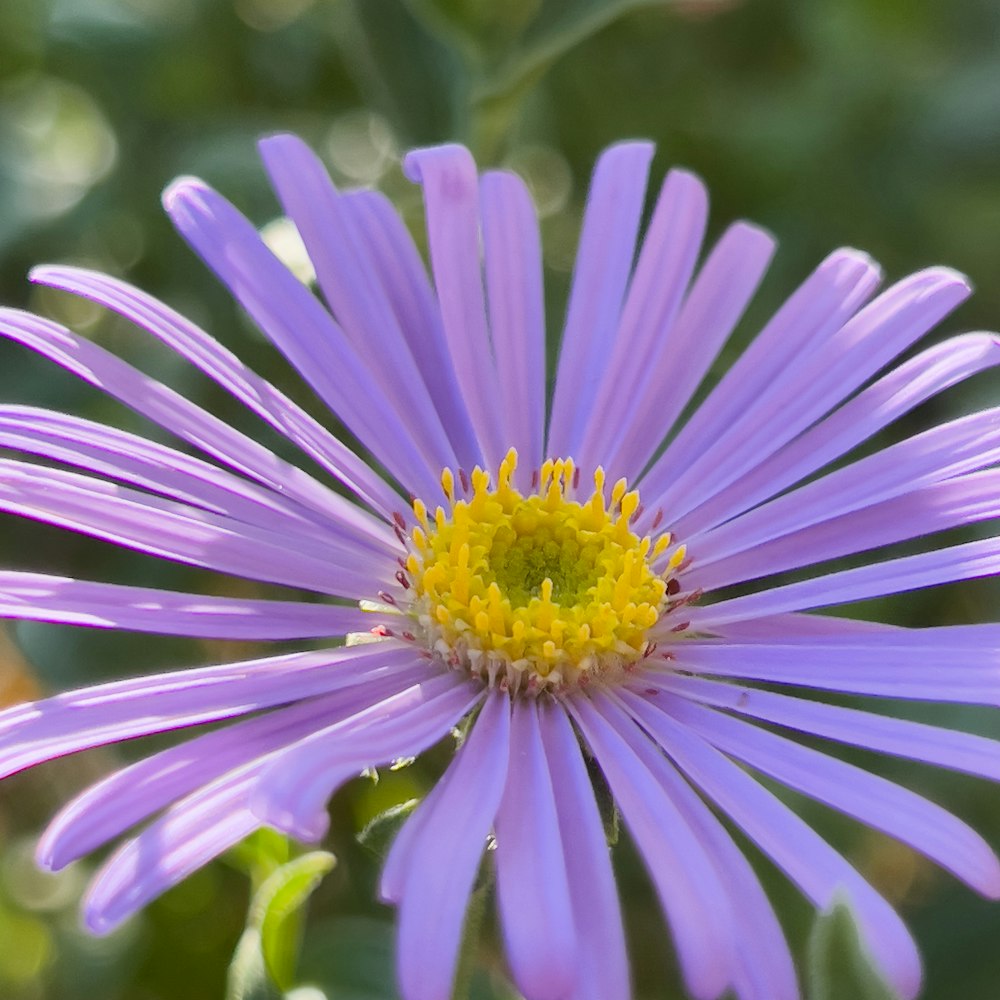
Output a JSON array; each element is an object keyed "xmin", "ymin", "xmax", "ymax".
[{"xmin": 0, "ymin": 135, "xmax": 999, "ymax": 1000}]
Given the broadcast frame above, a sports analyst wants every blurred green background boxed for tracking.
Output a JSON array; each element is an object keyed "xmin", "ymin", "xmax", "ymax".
[{"xmin": 1, "ymin": 0, "xmax": 1000, "ymax": 998}]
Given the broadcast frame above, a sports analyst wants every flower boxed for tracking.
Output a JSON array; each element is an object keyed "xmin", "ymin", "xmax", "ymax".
[{"xmin": 0, "ymin": 135, "xmax": 999, "ymax": 1000}]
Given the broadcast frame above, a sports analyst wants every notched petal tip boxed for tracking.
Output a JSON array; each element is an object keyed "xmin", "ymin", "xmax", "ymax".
[
  {"xmin": 402, "ymin": 143, "xmax": 477, "ymax": 191},
  {"xmin": 161, "ymin": 175, "xmax": 212, "ymax": 214}
]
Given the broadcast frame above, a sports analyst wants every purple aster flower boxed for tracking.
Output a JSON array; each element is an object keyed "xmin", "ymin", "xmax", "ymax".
[{"xmin": 1, "ymin": 135, "xmax": 999, "ymax": 1000}]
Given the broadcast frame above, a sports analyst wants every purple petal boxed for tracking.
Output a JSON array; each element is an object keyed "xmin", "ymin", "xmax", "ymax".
[
  {"xmin": 38, "ymin": 669, "xmax": 426, "ymax": 870},
  {"xmin": 163, "ymin": 179, "xmax": 442, "ymax": 499},
  {"xmin": 0, "ymin": 641, "xmax": 422, "ymax": 777},
  {"xmin": 690, "ymin": 406, "xmax": 1000, "ymax": 572},
  {"xmin": 257, "ymin": 135, "xmax": 459, "ymax": 474},
  {"xmin": 648, "ymin": 672, "xmax": 1000, "ymax": 785},
  {"xmin": 577, "ymin": 168, "xmax": 708, "ymax": 474},
  {"xmin": 610, "ymin": 694, "xmax": 797, "ymax": 1000},
  {"xmin": 539, "ymin": 703, "xmax": 630, "ymax": 1000},
  {"xmin": 392, "ymin": 691, "xmax": 510, "ymax": 1000},
  {"xmin": 688, "ymin": 470, "xmax": 1000, "ymax": 592},
  {"xmin": 251, "ymin": 674, "xmax": 482, "ymax": 840},
  {"xmin": 404, "ymin": 145, "xmax": 505, "ymax": 470},
  {"xmin": 494, "ymin": 699, "xmax": 576, "ymax": 1000},
  {"xmin": 337, "ymin": 189, "xmax": 481, "ymax": 469},
  {"xmin": 0, "ymin": 571, "xmax": 380, "ymax": 638},
  {"xmin": 608, "ymin": 221, "xmax": 775, "ymax": 482},
  {"xmin": 83, "ymin": 766, "xmax": 261, "ymax": 933},
  {"xmin": 547, "ymin": 142, "xmax": 654, "ymax": 459},
  {"xmin": 663, "ymin": 628, "xmax": 1000, "ymax": 702},
  {"xmin": 0, "ymin": 458, "xmax": 384, "ymax": 599},
  {"xmin": 568, "ymin": 693, "xmax": 735, "ymax": 1000},
  {"xmin": 0, "ymin": 405, "xmax": 367, "ymax": 546},
  {"xmin": 30, "ymin": 265, "xmax": 404, "ymax": 519},
  {"xmin": 0, "ymin": 308, "xmax": 388, "ymax": 529},
  {"xmin": 653, "ymin": 694, "xmax": 1000, "ymax": 897},
  {"xmin": 694, "ymin": 536, "xmax": 1000, "ymax": 626},
  {"xmin": 639, "ymin": 248, "xmax": 881, "ymax": 515},
  {"xmin": 621, "ymin": 691, "xmax": 922, "ymax": 1000},
  {"xmin": 706, "ymin": 610, "xmax": 898, "ymax": 641},
  {"xmin": 653, "ymin": 267, "xmax": 969, "ymax": 521},
  {"xmin": 480, "ymin": 169, "xmax": 545, "ymax": 483},
  {"xmin": 676, "ymin": 331, "xmax": 1000, "ymax": 537}
]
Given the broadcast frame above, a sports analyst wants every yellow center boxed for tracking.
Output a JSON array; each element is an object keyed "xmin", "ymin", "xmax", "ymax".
[{"xmin": 404, "ymin": 449, "xmax": 684, "ymax": 692}]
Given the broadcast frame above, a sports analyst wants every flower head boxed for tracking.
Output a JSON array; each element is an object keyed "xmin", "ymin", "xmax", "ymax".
[{"xmin": 1, "ymin": 135, "xmax": 1000, "ymax": 1000}]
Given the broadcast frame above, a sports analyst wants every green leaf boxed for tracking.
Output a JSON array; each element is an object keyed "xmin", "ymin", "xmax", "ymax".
[
  {"xmin": 226, "ymin": 927, "xmax": 283, "ymax": 1000},
  {"xmin": 807, "ymin": 900, "xmax": 903, "ymax": 1000},
  {"xmin": 357, "ymin": 798, "xmax": 420, "ymax": 859},
  {"xmin": 474, "ymin": 0, "xmax": 712, "ymax": 103},
  {"xmin": 298, "ymin": 916, "xmax": 401, "ymax": 1000},
  {"xmin": 226, "ymin": 851, "xmax": 337, "ymax": 1000}
]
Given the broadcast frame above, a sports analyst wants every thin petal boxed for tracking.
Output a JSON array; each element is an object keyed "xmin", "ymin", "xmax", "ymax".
[
  {"xmin": 612, "ymin": 693, "xmax": 797, "ymax": 1000},
  {"xmin": 568, "ymin": 693, "xmax": 735, "ymax": 1000},
  {"xmin": 655, "ymin": 695, "xmax": 1000, "ymax": 896},
  {"xmin": 30, "ymin": 265, "xmax": 404, "ymax": 519},
  {"xmin": 0, "ymin": 405, "xmax": 388, "ymax": 552},
  {"xmin": 38, "ymin": 669, "xmax": 426, "ymax": 870},
  {"xmin": 649, "ymin": 672, "xmax": 1000, "ymax": 785},
  {"xmin": 694, "ymin": 536, "xmax": 1000, "ymax": 626},
  {"xmin": 0, "ymin": 642, "xmax": 419, "ymax": 777},
  {"xmin": 639, "ymin": 248, "xmax": 881, "ymax": 514},
  {"xmin": 653, "ymin": 267, "xmax": 969, "ymax": 521},
  {"xmin": 691, "ymin": 406, "xmax": 1000, "ymax": 572},
  {"xmin": 404, "ymin": 145, "xmax": 504, "ymax": 469},
  {"xmin": 577, "ymin": 168, "xmax": 708, "ymax": 474},
  {"xmin": 393, "ymin": 691, "xmax": 510, "ymax": 1000},
  {"xmin": 164, "ymin": 179, "xmax": 441, "ymax": 499},
  {"xmin": 608, "ymin": 221, "xmax": 776, "ymax": 481},
  {"xmin": 494, "ymin": 699, "xmax": 576, "ymax": 1000},
  {"xmin": 0, "ymin": 307, "xmax": 389, "ymax": 531},
  {"xmin": 547, "ymin": 142, "xmax": 654, "ymax": 459},
  {"xmin": 688, "ymin": 470, "xmax": 1000, "ymax": 592},
  {"xmin": 0, "ymin": 571, "xmax": 377, "ymax": 639},
  {"xmin": 665, "ymin": 628, "xmax": 1000, "ymax": 703},
  {"xmin": 83, "ymin": 767, "xmax": 261, "ymax": 933},
  {"xmin": 480, "ymin": 169, "xmax": 546, "ymax": 483},
  {"xmin": 676, "ymin": 331, "xmax": 1000, "ymax": 537},
  {"xmin": 251, "ymin": 674, "xmax": 481, "ymax": 841},
  {"xmin": 0, "ymin": 458, "xmax": 383, "ymax": 598},
  {"xmin": 539, "ymin": 703, "xmax": 630, "ymax": 1000},
  {"xmin": 257, "ymin": 134, "xmax": 459, "ymax": 473},
  {"xmin": 622, "ymin": 692, "xmax": 922, "ymax": 999},
  {"xmin": 337, "ymin": 189, "xmax": 481, "ymax": 469}
]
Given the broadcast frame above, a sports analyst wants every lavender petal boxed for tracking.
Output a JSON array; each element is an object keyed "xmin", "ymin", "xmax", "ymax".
[{"xmin": 494, "ymin": 699, "xmax": 577, "ymax": 1000}]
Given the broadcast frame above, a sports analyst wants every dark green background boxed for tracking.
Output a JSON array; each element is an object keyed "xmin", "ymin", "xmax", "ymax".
[{"xmin": 0, "ymin": 1, "xmax": 999, "ymax": 997}]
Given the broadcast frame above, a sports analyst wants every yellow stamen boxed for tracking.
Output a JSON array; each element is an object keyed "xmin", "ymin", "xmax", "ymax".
[{"xmin": 406, "ymin": 450, "xmax": 682, "ymax": 691}]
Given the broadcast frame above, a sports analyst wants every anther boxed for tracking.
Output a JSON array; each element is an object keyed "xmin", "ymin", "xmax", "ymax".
[
  {"xmin": 393, "ymin": 511, "xmax": 406, "ymax": 530},
  {"xmin": 651, "ymin": 509, "xmax": 663, "ymax": 530},
  {"xmin": 395, "ymin": 570, "xmax": 410, "ymax": 589},
  {"xmin": 459, "ymin": 468, "xmax": 470, "ymax": 494},
  {"xmin": 377, "ymin": 590, "xmax": 397, "ymax": 605}
]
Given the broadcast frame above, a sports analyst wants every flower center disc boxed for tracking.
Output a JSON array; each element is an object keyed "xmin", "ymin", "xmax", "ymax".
[{"xmin": 406, "ymin": 450, "xmax": 684, "ymax": 692}]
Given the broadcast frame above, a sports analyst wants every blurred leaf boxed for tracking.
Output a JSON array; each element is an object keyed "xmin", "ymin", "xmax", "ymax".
[
  {"xmin": 357, "ymin": 798, "xmax": 420, "ymax": 859},
  {"xmin": 298, "ymin": 916, "xmax": 400, "ymax": 1000},
  {"xmin": 226, "ymin": 851, "xmax": 336, "ymax": 999},
  {"xmin": 346, "ymin": 0, "xmax": 464, "ymax": 145},
  {"xmin": 807, "ymin": 901, "xmax": 902, "ymax": 1000},
  {"xmin": 474, "ymin": 0, "xmax": 700, "ymax": 102},
  {"xmin": 226, "ymin": 928, "xmax": 282, "ymax": 1000}
]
